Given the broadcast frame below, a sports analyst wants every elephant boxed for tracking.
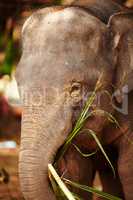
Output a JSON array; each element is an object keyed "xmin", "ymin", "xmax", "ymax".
[
  {"xmin": 62, "ymin": 0, "xmax": 125, "ymax": 23},
  {"xmin": 16, "ymin": 0, "xmax": 133, "ymax": 199}
]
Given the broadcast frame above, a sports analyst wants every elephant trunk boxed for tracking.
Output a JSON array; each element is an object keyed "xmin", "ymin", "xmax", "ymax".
[{"xmin": 19, "ymin": 103, "xmax": 72, "ymax": 200}]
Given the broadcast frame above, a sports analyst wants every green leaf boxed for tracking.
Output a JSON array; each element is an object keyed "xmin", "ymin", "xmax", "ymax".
[
  {"xmin": 73, "ymin": 144, "xmax": 97, "ymax": 158},
  {"xmin": 72, "ymin": 193, "xmax": 83, "ymax": 200},
  {"xmin": 92, "ymin": 109, "xmax": 120, "ymax": 128},
  {"xmin": 83, "ymin": 129, "xmax": 115, "ymax": 177},
  {"xmin": 64, "ymin": 179, "xmax": 122, "ymax": 200},
  {"xmin": 54, "ymin": 0, "xmax": 63, "ymax": 5},
  {"xmin": 48, "ymin": 164, "xmax": 76, "ymax": 200},
  {"xmin": 0, "ymin": 38, "xmax": 15, "ymax": 76}
]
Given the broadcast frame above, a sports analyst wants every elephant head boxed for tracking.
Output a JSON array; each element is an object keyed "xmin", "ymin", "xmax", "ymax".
[{"xmin": 16, "ymin": 5, "xmax": 132, "ymax": 200}]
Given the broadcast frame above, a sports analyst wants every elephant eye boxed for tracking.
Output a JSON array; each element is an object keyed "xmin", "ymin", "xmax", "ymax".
[
  {"xmin": 70, "ymin": 82, "xmax": 81, "ymax": 93},
  {"xmin": 70, "ymin": 82, "xmax": 82, "ymax": 104}
]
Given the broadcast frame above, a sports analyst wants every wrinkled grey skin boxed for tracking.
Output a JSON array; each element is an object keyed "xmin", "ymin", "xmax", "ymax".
[{"xmin": 16, "ymin": 1, "xmax": 133, "ymax": 200}]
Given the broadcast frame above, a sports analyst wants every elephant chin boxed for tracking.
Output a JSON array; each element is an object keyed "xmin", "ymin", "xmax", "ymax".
[{"xmin": 19, "ymin": 104, "xmax": 72, "ymax": 200}]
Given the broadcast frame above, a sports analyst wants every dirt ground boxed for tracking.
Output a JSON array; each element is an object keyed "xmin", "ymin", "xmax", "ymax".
[{"xmin": 0, "ymin": 148, "xmax": 23, "ymax": 200}]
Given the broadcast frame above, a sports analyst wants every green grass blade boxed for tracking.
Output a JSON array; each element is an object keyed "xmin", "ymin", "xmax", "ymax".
[
  {"xmin": 90, "ymin": 109, "xmax": 120, "ymax": 128},
  {"xmin": 72, "ymin": 193, "xmax": 83, "ymax": 200},
  {"xmin": 48, "ymin": 164, "xmax": 76, "ymax": 200},
  {"xmin": 64, "ymin": 179, "xmax": 122, "ymax": 200},
  {"xmin": 84, "ymin": 129, "xmax": 115, "ymax": 177},
  {"xmin": 73, "ymin": 144, "xmax": 97, "ymax": 158},
  {"xmin": 48, "ymin": 164, "xmax": 66, "ymax": 199}
]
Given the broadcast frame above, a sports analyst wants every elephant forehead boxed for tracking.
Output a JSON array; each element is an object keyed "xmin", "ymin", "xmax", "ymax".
[
  {"xmin": 17, "ymin": 50, "xmax": 101, "ymax": 89},
  {"xmin": 22, "ymin": 7, "xmax": 107, "ymax": 52}
]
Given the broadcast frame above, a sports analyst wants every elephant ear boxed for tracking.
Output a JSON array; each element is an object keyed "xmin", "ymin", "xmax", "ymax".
[{"xmin": 108, "ymin": 11, "xmax": 133, "ymax": 103}]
